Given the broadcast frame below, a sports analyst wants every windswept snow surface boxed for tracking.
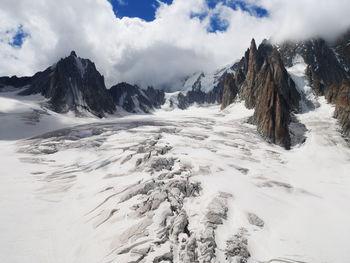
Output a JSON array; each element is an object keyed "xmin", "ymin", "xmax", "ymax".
[{"xmin": 0, "ymin": 89, "xmax": 350, "ymax": 263}]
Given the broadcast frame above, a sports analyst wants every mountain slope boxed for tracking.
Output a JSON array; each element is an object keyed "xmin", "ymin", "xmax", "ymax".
[
  {"xmin": 169, "ymin": 64, "xmax": 238, "ymax": 109},
  {"xmin": 0, "ymin": 51, "xmax": 116, "ymax": 117},
  {"xmin": 279, "ymin": 31, "xmax": 350, "ymax": 139},
  {"xmin": 109, "ymin": 82, "xmax": 165, "ymax": 113},
  {"xmin": 221, "ymin": 39, "xmax": 301, "ymax": 149}
]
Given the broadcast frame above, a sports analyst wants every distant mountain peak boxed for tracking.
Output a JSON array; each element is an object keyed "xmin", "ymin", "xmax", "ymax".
[
  {"xmin": 70, "ymin": 50, "xmax": 77, "ymax": 57},
  {"xmin": 0, "ymin": 51, "xmax": 115, "ymax": 117},
  {"xmin": 109, "ymin": 82, "xmax": 165, "ymax": 113}
]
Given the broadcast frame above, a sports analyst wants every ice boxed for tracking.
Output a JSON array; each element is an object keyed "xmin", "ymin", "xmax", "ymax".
[
  {"xmin": 161, "ymin": 91, "xmax": 182, "ymax": 110},
  {"xmin": 182, "ymin": 72, "xmax": 203, "ymax": 92},
  {"xmin": 131, "ymin": 95, "xmax": 142, "ymax": 113},
  {"xmin": 74, "ymin": 56, "xmax": 87, "ymax": 78},
  {"xmin": 0, "ymin": 89, "xmax": 350, "ymax": 263},
  {"xmin": 287, "ymin": 55, "xmax": 319, "ymax": 112}
]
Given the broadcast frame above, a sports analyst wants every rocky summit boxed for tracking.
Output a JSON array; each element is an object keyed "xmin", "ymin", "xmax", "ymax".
[
  {"xmin": 221, "ymin": 39, "xmax": 300, "ymax": 149},
  {"xmin": 219, "ymin": 32, "xmax": 350, "ymax": 147},
  {"xmin": 0, "ymin": 51, "xmax": 116, "ymax": 117}
]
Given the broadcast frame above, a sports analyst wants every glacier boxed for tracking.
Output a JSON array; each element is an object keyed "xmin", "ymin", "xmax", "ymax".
[{"xmin": 0, "ymin": 82, "xmax": 350, "ymax": 263}]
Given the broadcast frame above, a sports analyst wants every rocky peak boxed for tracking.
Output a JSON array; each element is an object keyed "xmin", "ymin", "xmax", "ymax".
[
  {"xmin": 252, "ymin": 46, "xmax": 300, "ymax": 148},
  {"xmin": 221, "ymin": 73, "xmax": 238, "ymax": 110},
  {"xmin": 221, "ymin": 39, "xmax": 301, "ymax": 149},
  {"xmin": 249, "ymin": 38, "xmax": 258, "ymax": 57},
  {"xmin": 18, "ymin": 52, "xmax": 115, "ymax": 117},
  {"xmin": 70, "ymin": 50, "xmax": 77, "ymax": 57}
]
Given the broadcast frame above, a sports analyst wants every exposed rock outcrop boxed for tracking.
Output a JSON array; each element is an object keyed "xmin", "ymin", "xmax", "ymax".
[
  {"xmin": 279, "ymin": 39, "xmax": 346, "ymax": 96},
  {"xmin": 334, "ymin": 80, "xmax": 350, "ymax": 139},
  {"xmin": 251, "ymin": 45, "xmax": 300, "ymax": 149},
  {"xmin": 225, "ymin": 228, "xmax": 250, "ymax": 263},
  {"xmin": 240, "ymin": 39, "xmax": 260, "ymax": 109},
  {"xmin": 0, "ymin": 76, "xmax": 32, "ymax": 89},
  {"xmin": 109, "ymin": 82, "xmax": 165, "ymax": 113},
  {"xmin": 220, "ymin": 73, "xmax": 239, "ymax": 110},
  {"xmin": 222, "ymin": 39, "xmax": 300, "ymax": 149},
  {"xmin": 1, "ymin": 51, "xmax": 116, "ymax": 117}
]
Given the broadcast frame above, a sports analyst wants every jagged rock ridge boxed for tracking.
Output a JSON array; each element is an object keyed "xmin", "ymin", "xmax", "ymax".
[
  {"xmin": 0, "ymin": 76, "xmax": 32, "ymax": 89},
  {"xmin": 221, "ymin": 39, "xmax": 301, "ymax": 149},
  {"xmin": 109, "ymin": 82, "xmax": 165, "ymax": 113},
  {"xmin": 0, "ymin": 51, "xmax": 116, "ymax": 117}
]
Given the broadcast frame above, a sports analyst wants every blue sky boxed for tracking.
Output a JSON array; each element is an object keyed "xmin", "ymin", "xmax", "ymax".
[
  {"xmin": 107, "ymin": 0, "xmax": 173, "ymax": 21},
  {"xmin": 8, "ymin": 0, "xmax": 269, "ymax": 49},
  {"xmin": 108, "ymin": 0, "xmax": 268, "ymax": 32},
  {"xmin": 1, "ymin": 0, "xmax": 349, "ymax": 88},
  {"xmin": 206, "ymin": 0, "xmax": 268, "ymax": 17},
  {"xmin": 8, "ymin": 25, "xmax": 29, "ymax": 48}
]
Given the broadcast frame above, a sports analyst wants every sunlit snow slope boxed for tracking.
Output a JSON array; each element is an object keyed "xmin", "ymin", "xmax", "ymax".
[{"xmin": 0, "ymin": 86, "xmax": 349, "ymax": 263}]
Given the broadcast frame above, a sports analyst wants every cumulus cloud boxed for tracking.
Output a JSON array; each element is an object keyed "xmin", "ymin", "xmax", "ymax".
[
  {"xmin": 0, "ymin": 0, "xmax": 349, "ymax": 89},
  {"xmin": 261, "ymin": 0, "xmax": 350, "ymax": 42}
]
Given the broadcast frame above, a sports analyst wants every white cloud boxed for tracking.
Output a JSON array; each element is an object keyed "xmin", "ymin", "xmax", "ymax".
[
  {"xmin": 0, "ymin": 0, "xmax": 349, "ymax": 89},
  {"xmin": 260, "ymin": 0, "xmax": 350, "ymax": 42}
]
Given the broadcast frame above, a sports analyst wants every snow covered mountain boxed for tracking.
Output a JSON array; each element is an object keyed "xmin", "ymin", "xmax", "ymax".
[
  {"xmin": 167, "ymin": 63, "xmax": 238, "ymax": 109},
  {"xmin": 278, "ymin": 33, "xmax": 350, "ymax": 139},
  {"xmin": 1, "ymin": 31, "xmax": 350, "ymax": 263},
  {"xmin": 182, "ymin": 64, "xmax": 237, "ymax": 94}
]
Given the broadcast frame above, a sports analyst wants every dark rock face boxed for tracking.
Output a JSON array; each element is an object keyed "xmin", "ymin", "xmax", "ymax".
[
  {"xmin": 1, "ymin": 51, "xmax": 116, "ymax": 117},
  {"xmin": 334, "ymin": 80, "xmax": 350, "ymax": 138},
  {"xmin": 240, "ymin": 39, "xmax": 260, "ymax": 108},
  {"xmin": 144, "ymin": 86, "xmax": 166, "ymax": 108},
  {"xmin": 109, "ymin": 82, "xmax": 165, "ymax": 113},
  {"xmin": 25, "ymin": 52, "xmax": 115, "ymax": 117},
  {"xmin": 222, "ymin": 39, "xmax": 300, "ymax": 149},
  {"xmin": 249, "ymin": 42, "xmax": 300, "ymax": 149},
  {"xmin": 176, "ymin": 92, "xmax": 189, "ymax": 110},
  {"xmin": 279, "ymin": 39, "xmax": 346, "ymax": 96},
  {"xmin": 251, "ymin": 57, "xmax": 295, "ymax": 148},
  {"xmin": 0, "ymin": 76, "xmax": 32, "ymax": 89},
  {"xmin": 279, "ymin": 31, "xmax": 350, "ymax": 140},
  {"xmin": 176, "ymin": 88, "xmax": 221, "ymax": 108},
  {"xmin": 334, "ymin": 30, "xmax": 350, "ymax": 76},
  {"xmin": 221, "ymin": 73, "xmax": 239, "ymax": 110}
]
